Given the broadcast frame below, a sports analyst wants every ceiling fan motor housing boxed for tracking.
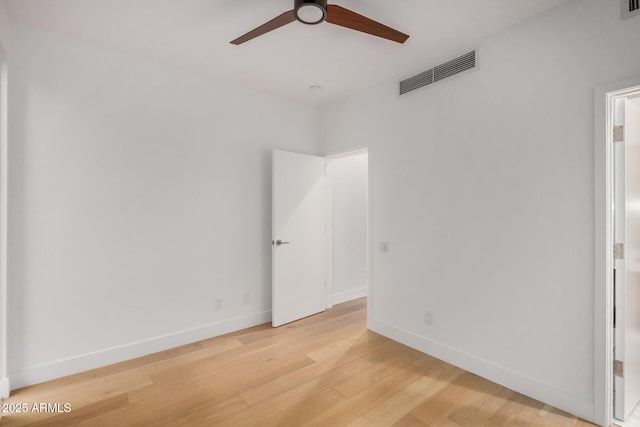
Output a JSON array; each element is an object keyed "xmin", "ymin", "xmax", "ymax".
[{"xmin": 294, "ymin": 0, "xmax": 328, "ymax": 25}]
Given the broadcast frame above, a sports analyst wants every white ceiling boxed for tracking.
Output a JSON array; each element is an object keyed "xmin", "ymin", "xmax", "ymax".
[{"xmin": 4, "ymin": 0, "xmax": 569, "ymax": 106}]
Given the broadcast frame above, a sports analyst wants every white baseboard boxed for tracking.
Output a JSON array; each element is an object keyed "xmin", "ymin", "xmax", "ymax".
[
  {"xmin": 333, "ymin": 287, "xmax": 367, "ymax": 305},
  {"xmin": 0, "ymin": 378, "xmax": 9, "ymax": 398},
  {"xmin": 370, "ymin": 319, "xmax": 595, "ymax": 424},
  {"xmin": 9, "ymin": 310, "xmax": 272, "ymax": 390}
]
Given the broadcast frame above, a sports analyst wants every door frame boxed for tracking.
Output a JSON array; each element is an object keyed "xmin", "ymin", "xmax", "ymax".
[
  {"xmin": 595, "ymin": 76, "xmax": 640, "ymax": 427},
  {"xmin": 0, "ymin": 46, "xmax": 8, "ymax": 398},
  {"xmin": 324, "ymin": 147, "xmax": 370, "ymax": 325}
]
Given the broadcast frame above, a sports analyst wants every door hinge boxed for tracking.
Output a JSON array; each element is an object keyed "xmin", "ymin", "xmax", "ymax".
[
  {"xmin": 615, "ymin": 359, "xmax": 624, "ymax": 377},
  {"xmin": 614, "ymin": 125, "xmax": 624, "ymax": 143},
  {"xmin": 614, "ymin": 242, "xmax": 625, "ymax": 260}
]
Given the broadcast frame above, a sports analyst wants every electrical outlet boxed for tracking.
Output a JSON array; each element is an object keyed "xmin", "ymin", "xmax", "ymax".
[
  {"xmin": 242, "ymin": 292, "xmax": 250, "ymax": 305},
  {"xmin": 214, "ymin": 298, "xmax": 223, "ymax": 310},
  {"xmin": 424, "ymin": 310, "xmax": 433, "ymax": 326}
]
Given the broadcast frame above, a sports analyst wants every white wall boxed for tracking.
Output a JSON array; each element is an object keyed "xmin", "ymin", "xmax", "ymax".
[
  {"xmin": 320, "ymin": 0, "xmax": 640, "ymax": 422},
  {"xmin": 0, "ymin": 0, "xmax": 10, "ymax": 398},
  {"xmin": 328, "ymin": 153, "xmax": 368, "ymax": 304},
  {"xmin": 8, "ymin": 23, "xmax": 319, "ymax": 388},
  {"xmin": 0, "ymin": 0, "xmax": 9, "ymax": 52}
]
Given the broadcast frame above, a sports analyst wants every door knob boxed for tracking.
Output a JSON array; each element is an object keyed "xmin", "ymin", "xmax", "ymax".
[{"xmin": 273, "ymin": 239, "xmax": 290, "ymax": 246}]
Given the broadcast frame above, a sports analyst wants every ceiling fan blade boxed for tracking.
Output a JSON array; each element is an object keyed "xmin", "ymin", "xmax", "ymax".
[
  {"xmin": 230, "ymin": 10, "xmax": 296, "ymax": 45},
  {"xmin": 326, "ymin": 5, "xmax": 409, "ymax": 44}
]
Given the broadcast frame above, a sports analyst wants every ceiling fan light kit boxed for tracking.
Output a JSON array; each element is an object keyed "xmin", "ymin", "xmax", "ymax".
[
  {"xmin": 294, "ymin": 0, "xmax": 327, "ymax": 25},
  {"xmin": 230, "ymin": 1, "xmax": 409, "ymax": 45}
]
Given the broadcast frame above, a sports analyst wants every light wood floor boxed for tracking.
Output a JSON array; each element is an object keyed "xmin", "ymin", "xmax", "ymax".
[{"xmin": 2, "ymin": 298, "xmax": 597, "ymax": 426}]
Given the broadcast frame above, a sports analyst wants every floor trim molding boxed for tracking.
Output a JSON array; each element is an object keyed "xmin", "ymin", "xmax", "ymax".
[
  {"xmin": 333, "ymin": 287, "xmax": 367, "ymax": 305},
  {"xmin": 0, "ymin": 377, "xmax": 8, "ymax": 398},
  {"xmin": 10, "ymin": 310, "xmax": 271, "ymax": 390},
  {"xmin": 370, "ymin": 318, "xmax": 595, "ymax": 423}
]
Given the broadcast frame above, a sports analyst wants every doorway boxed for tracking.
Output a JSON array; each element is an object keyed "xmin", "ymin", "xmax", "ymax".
[
  {"xmin": 595, "ymin": 77, "xmax": 640, "ymax": 427},
  {"xmin": 271, "ymin": 149, "xmax": 369, "ymax": 327},
  {"xmin": 612, "ymin": 91, "xmax": 640, "ymax": 425},
  {"xmin": 325, "ymin": 150, "xmax": 369, "ymax": 311}
]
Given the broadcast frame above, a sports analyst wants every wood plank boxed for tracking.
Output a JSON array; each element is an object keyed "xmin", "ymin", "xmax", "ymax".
[
  {"xmin": 347, "ymin": 363, "xmax": 463, "ymax": 426},
  {"xmin": 446, "ymin": 373, "xmax": 516, "ymax": 427},
  {"xmin": 214, "ymin": 357, "xmax": 373, "ymax": 427},
  {"xmin": 1, "ymin": 394, "xmax": 129, "ymax": 427},
  {"xmin": 240, "ymin": 342, "xmax": 381, "ymax": 405},
  {"xmin": 305, "ymin": 365, "xmax": 431, "ymax": 426},
  {"xmin": 2, "ymin": 369, "xmax": 153, "ymax": 426},
  {"xmin": 391, "ymin": 413, "xmax": 429, "ymax": 427},
  {"xmin": 332, "ymin": 345, "xmax": 427, "ymax": 398},
  {"xmin": 410, "ymin": 372, "xmax": 480, "ymax": 425},
  {"xmin": 484, "ymin": 392, "xmax": 546, "ymax": 427},
  {"xmin": 128, "ymin": 353, "xmax": 315, "ymax": 409},
  {"xmin": 529, "ymin": 404, "xmax": 584, "ymax": 427},
  {"xmin": 258, "ymin": 387, "xmax": 344, "ymax": 427}
]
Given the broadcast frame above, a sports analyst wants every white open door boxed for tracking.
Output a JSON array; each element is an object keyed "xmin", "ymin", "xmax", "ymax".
[
  {"xmin": 614, "ymin": 97, "xmax": 640, "ymax": 421},
  {"xmin": 272, "ymin": 150, "xmax": 326, "ymax": 327}
]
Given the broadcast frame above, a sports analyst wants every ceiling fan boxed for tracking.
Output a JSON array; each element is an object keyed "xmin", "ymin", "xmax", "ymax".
[{"xmin": 230, "ymin": 0, "xmax": 409, "ymax": 45}]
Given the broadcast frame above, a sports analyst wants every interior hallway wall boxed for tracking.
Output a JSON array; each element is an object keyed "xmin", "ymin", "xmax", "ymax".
[{"xmin": 328, "ymin": 153, "xmax": 368, "ymax": 304}]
